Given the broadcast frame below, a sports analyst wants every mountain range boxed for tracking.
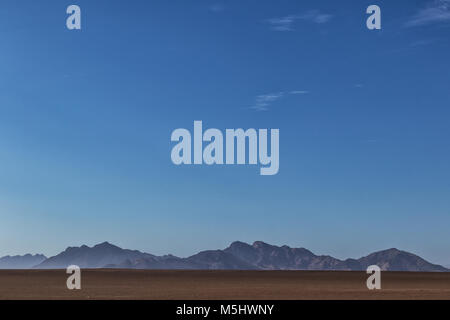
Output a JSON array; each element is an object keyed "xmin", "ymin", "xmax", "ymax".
[
  {"xmin": 0, "ymin": 241, "xmax": 447, "ymax": 272},
  {"xmin": 0, "ymin": 254, "xmax": 47, "ymax": 269}
]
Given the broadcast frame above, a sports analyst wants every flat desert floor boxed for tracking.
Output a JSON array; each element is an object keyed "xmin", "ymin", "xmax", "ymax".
[{"xmin": 0, "ymin": 269, "xmax": 449, "ymax": 300}]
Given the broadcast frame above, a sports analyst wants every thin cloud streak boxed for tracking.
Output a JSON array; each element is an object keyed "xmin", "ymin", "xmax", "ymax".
[
  {"xmin": 209, "ymin": 3, "xmax": 224, "ymax": 13},
  {"xmin": 405, "ymin": 0, "xmax": 450, "ymax": 27},
  {"xmin": 267, "ymin": 10, "xmax": 332, "ymax": 31},
  {"xmin": 250, "ymin": 90, "xmax": 309, "ymax": 111},
  {"xmin": 290, "ymin": 90, "xmax": 309, "ymax": 95},
  {"xmin": 267, "ymin": 16, "xmax": 297, "ymax": 31},
  {"xmin": 251, "ymin": 92, "xmax": 284, "ymax": 111}
]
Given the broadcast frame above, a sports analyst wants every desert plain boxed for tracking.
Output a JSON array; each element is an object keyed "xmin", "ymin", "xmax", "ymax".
[{"xmin": 0, "ymin": 269, "xmax": 449, "ymax": 300}]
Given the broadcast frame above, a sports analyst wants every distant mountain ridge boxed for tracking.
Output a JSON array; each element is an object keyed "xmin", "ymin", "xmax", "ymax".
[
  {"xmin": 36, "ymin": 242, "xmax": 155, "ymax": 269},
  {"xmin": 0, "ymin": 254, "xmax": 47, "ymax": 269},
  {"xmin": 223, "ymin": 241, "xmax": 447, "ymax": 272},
  {"xmin": 1, "ymin": 241, "xmax": 446, "ymax": 272}
]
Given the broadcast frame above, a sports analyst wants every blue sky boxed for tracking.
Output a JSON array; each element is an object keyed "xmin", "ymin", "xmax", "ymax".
[{"xmin": 0, "ymin": 0, "xmax": 449, "ymax": 265}]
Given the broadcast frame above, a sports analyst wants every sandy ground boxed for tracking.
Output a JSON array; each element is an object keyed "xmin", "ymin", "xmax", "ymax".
[{"xmin": 0, "ymin": 269, "xmax": 449, "ymax": 300}]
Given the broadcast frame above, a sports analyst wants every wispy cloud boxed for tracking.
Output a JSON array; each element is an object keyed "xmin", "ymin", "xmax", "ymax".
[
  {"xmin": 268, "ymin": 10, "xmax": 332, "ymax": 31},
  {"xmin": 300, "ymin": 10, "xmax": 333, "ymax": 24},
  {"xmin": 251, "ymin": 92, "xmax": 285, "ymax": 111},
  {"xmin": 405, "ymin": 0, "xmax": 450, "ymax": 27},
  {"xmin": 290, "ymin": 90, "xmax": 310, "ymax": 95},
  {"xmin": 250, "ymin": 90, "xmax": 309, "ymax": 111},
  {"xmin": 409, "ymin": 39, "xmax": 438, "ymax": 47},
  {"xmin": 209, "ymin": 3, "xmax": 224, "ymax": 13},
  {"xmin": 267, "ymin": 16, "xmax": 297, "ymax": 31}
]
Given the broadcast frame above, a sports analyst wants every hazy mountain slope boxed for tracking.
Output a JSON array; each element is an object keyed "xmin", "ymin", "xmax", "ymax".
[
  {"xmin": 0, "ymin": 254, "xmax": 47, "ymax": 269},
  {"xmin": 31, "ymin": 241, "xmax": 449, "ymax": 272},
  {"xmin": 35, "ymin": 242, "xmax": 155, "ymax": 269},
  {"xmin": 224, "ymin": 241, "xmax": 358, "ymax": 270},
  {"xmin": 105, "ymin": 255, "xmax": 201, "ymax": 270},
  {"xmin": 106, "ymin": 250, "xmax": 257, "ymax": 270},
  {"xmin": 223, "ymin": 241, "xmax": 448, "ymax": 272},
  {"xmin": 185, "ymin": 250, "xmax": 257, "ymax": 270},
  {"xmin": 357, "ymin": 248, "xmax": 448, "ymax": 272}
]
